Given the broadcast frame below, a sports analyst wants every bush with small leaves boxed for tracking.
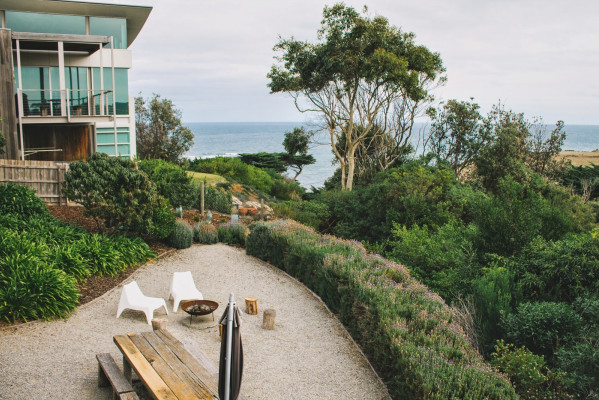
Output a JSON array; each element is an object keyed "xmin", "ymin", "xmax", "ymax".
[
  {"xmin": 218, "ymin": 222, "xmax": 248, "ymax": 246},
  {"xmin": 62, "ymin": 153, "xmax": 162, "ymax": 235},
  {"xmin": 245, "ymin": 220, "xmax": 517, "ymax": 399},
  {"xmin": 501, "ymin": 302, "xmax": 583, "ymax": 364},
  {"xmin": 193, "ymin": 222, "xmax": 218, "ymax": 244},
  {"xmin": 150, "ymin": 198, "xmax": 177, "ymax": 239},
  {"xmin": 167, "ymin": 221, "xmax": 193, "ymax": 249},
  {"xmin": 491, "ymin": 340, "xmax": 571, "ymax": 400},
  {"xmin": 204, "ymin": 185, "xmax": 232, "ymax": 214},
  {"xmin": 138, "ymin": 158, "xmax": 197, "ymax": 208}
]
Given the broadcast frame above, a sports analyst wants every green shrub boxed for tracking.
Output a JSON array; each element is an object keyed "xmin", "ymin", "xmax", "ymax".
[
  {"xmin": 273, "ymin": 200, "xmax": 330, "ymax": 230},
  {"xmin": 561, "ymin": 164, "xmax": 599, "ymax": 201},
  {"xmin": 109, "ymin": 235, "xmax": 156, "ymax": 266},
  {"xmin": 74, "ymin": 234, "xmax": 124, "ymax": 276},
  {"xmin": 53, "ymin": 246, "xmax": 90, "ymax": 281},
  {"xmin": 204, "ymin": 185, "xmax": 232, "ymax": 214},
  {"xmin": 0, "ymin": 255, "xmax": 78, "ymax": 322},
  {"xmin": 471, "ymin": 264, "xmax": 522, "ymax": 353},
  {"xmin": 0, "ymin": 184, "xmax": 48, "ymax": 218},
  {"xmin": 150, "ymin": 199, "xmax": 177, "ymax": 239},
  {"xmin": 502, "ymin": 302, "xmax": 583, "ymax": 364},
  {"xmin": 312, "ymin": 162, "xmax": 458, "ymax": 244},
  {"xmin": 270, "ymin": 178, "xmax": 305, "ymax": 201},
  {"xmin": 491, "ymin": 340, "xmax": 571, "ymax": 400},
  {"xmin": 167, "ymin": 221, "xmax": 193, "ymax": 249},
  {"xmin": 62, "ymin": 153, "xmax": 162, "ymax": 235},
  {"xmin": 246, "ymin": 220, "xmax": 516, "ymax": 399},
  {"xmin": 218, "ymin": 222, "xmax": 248, "ymax": 246},
  {"xmin": 0, "ymin": 205, "xmax": 155, "ymax": 323},
  {"xmin": 514, "ymin": 232, "xmax": 599, "ymax": 302},
  {"xmin": 193, "ymin": 222, "xmax": 218, "ymax": 244},
  {"xmin": 470, "ymin": 175, "xmax": 594, "ymax": 255},
  {"xmin": 386, "ymin": 220, "xmax": 479, "ymax": 300},
  {"xmin": 138, "ymin": 159, "xmax": 197, "ymax": 208}
]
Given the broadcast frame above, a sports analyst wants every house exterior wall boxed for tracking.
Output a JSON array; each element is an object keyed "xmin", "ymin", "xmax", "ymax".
[{"xmin": 0, "ymin": 2, "xmax": 150, "ymax": 161}]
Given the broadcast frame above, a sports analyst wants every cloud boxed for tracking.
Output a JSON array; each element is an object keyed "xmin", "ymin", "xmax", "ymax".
[{"xmin": 96, "ymin": 0, "xmax": 599, "ymax": 123}]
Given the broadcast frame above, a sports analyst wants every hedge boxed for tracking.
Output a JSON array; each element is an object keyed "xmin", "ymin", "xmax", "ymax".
[{"xmin": 246, "ymin": 220, "xmax": 516, "ymax": 399}]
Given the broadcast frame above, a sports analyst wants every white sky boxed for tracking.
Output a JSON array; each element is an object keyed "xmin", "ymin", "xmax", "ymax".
[{"xmin": 104, "ymin": 0, "xmax": 598, "ymax": 124}]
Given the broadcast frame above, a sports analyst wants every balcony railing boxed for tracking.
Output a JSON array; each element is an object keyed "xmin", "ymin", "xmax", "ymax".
[{"xmin": 17, "ymin": 88, "xmax": 114, "ymax": 118}]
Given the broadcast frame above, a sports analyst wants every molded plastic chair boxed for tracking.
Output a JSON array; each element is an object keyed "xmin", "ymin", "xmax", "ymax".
[
  {"xmin": 116, "ymin": 281, "xmax": 168, "ymax": 325},
  {"xmin": 169, "ymin": 271, "xmax": 203, "ymax": 312}
]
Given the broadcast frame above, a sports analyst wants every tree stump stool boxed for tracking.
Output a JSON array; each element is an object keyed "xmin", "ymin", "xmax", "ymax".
[
  {"xmin": 152, "ymin": 318, "xmax": 167, "ymax": 331},
  {"xmin": 245, "ymin": 297, "xmax": 258, "ymax": 315},
  {"xmin": 262, "ymin": 309, "xmax": 276, "ymax": 330}
]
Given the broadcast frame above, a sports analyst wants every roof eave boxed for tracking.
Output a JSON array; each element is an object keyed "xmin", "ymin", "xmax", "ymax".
[{"xmin": 0, "ymin": 0, "xmax": 152, "ymax": 47}]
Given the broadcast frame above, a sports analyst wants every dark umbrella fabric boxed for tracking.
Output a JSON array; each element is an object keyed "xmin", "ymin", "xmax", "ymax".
[{"xmin": 218, "ymin": 304, "xmax": 243, "ymax": 400}]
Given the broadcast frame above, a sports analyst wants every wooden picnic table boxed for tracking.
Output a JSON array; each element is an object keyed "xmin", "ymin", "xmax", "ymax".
[{"xmin": 114, "ymin": 329, "xmax": 219, "ymax": 400}]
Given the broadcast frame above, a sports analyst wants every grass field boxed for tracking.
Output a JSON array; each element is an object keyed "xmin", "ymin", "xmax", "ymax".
[
  {"xmin": 559, "ymin": 150, "xmax": 599, "ymax": 167},
  {"xmin": 187, "ymin": 171, "xmax": 227, "ymax": 186}
]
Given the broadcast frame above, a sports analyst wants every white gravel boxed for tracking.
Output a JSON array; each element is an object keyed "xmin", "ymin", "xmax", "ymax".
[{"xmin": 0, "ymin": 243, "xmax": 390, "ymax": 400}]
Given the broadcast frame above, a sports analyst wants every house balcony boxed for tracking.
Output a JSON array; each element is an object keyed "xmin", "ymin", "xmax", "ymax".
[{"xmin": 17, "ymin": 88, "xmax": 122, "ymax": 124}]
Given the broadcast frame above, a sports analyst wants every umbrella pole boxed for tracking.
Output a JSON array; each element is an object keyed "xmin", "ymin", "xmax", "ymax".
[{"xmin": 225, "ymin": 293, "xmax": 234, "ymax": 400}]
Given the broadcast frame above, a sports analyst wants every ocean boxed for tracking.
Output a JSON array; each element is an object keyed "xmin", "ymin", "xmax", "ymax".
[{"xmin": 184, "ymin": 122, "xmax": 598, "ymax": 189}]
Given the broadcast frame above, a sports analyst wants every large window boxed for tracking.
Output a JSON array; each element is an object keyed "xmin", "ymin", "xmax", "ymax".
[
  {"xmin": 16, "ymin": 67, "xmax": 61, "ymax": 116},
  {"xmin": 90, "ymin": 17, "xmax": 127, "ymax": 49},
  {"xmin": 92, "ymin": 68, "xmax": 129, "ymax": 115},
  {"xmin": 6, "ymin": 11, "xmax": 85, "ymax": 35}
]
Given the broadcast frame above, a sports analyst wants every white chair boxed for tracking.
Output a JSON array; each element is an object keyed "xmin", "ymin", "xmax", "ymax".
[
  {"xmin": 116, "ymin": 281, "xmax": 168, "ymax": 325},
  {"xmin": 169, "ymin": 271, "xmax": 203, "ymax": 312}
]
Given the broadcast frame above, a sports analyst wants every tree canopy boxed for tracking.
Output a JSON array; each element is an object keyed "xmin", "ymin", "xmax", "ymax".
[
  {"xmin": 426, "ymin": 99, "xmax": 490, "ymax": 178},
  {"xmin": 268, "ymin": 3, "xmax": 445, "ymax": 190},
  {"xmin": 135, "ymin": 94, "xmax": 194, "ymax": 163}
]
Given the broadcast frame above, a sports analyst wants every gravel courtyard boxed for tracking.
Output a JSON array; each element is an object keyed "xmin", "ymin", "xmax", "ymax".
[{"xmin": 0, "ymin": 243, "xmax": 390, "ymax": 400}]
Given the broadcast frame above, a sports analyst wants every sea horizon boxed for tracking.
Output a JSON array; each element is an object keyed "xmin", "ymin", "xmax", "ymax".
[{"xmin": 184, "ymin": 121, "xmax": 598, "ymax": 188}]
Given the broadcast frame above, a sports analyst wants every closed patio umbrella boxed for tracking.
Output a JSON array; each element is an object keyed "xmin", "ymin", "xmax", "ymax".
[{"xmin": 218, "ymin": 293, "xmax": 243, "ymax": 400}]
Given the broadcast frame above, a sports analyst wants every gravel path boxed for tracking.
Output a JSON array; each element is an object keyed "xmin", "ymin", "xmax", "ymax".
[{"xmin": 0, "ymin": 244, "xmax": 390, "ymax": 400}]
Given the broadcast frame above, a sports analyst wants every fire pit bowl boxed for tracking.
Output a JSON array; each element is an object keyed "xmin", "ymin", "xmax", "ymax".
[{"xmin": 181, "ymin": 300, "xmax": 219, "ymax": 325}]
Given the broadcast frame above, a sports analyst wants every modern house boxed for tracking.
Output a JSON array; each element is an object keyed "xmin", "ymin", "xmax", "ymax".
[{"xmin": 0, "ymin": 0, "xmax": 151, "ymax": 161}]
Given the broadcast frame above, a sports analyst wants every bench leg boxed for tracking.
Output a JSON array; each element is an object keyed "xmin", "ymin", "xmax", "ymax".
[
  {"xmin": 98, "ymin": 363, "xmax": 110, "ymax": 388},
  {"xmin": 123, "ymin": 359, "xmax": 132, "ymax": 383}
]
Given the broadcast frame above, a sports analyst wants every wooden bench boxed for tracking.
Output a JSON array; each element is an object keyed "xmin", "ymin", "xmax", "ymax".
[{"xmin": 97, "ymin": 353, "xmax": 140, "ymax": 400}]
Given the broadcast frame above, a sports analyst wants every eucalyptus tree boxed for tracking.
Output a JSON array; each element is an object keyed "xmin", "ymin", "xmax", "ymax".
[{"xmin": 268, "ymin": 4, "xmax": 445, "ymax": 190}]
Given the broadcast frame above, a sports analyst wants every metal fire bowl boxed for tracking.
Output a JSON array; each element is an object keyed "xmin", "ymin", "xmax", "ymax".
[{"xmin": 181, "ymin": 300, "xmax": 219, "ymax": 316}]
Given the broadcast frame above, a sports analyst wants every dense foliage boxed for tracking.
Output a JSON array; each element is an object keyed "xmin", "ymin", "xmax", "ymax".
[
  {"xmin": 217, "ymin": 222, "xmax": 248, "ymax": 246},
  {"xmin": 204, "ymin": 185, "xmax": 233, "ymax": 214},
  {"xmin": 561, "ymin": 163, "xmax": 599, "ymax": 201},
  {"xmin": 138, "ymin": 158, "xmax": 197, "ymax": 208},
  {"xmin": 272, "ymin": 133, "xmax": 597, "ymax": 397},
  {"xmin": 0, "ymin": 185, "xmax": 155, "ymax": 322},
  {"xmin": 0, "ymin": 183, "xmax": 48, "ymax": 218},
  {"xmin": 63, "ymin": 153, "xmax": 176, "ymax": 237},
  {"xmin": 246, "ymin": 220, "xmax": 516, "ymax": 399}
]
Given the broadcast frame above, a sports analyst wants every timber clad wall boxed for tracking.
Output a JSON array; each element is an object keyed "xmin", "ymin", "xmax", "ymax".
[
  {"xmin": 0, "ymin": 159, "xmax": 68, "ymax": 205},
  {"xmin": 0, "ymin": 29, "xmax": 18, "ymax": 160}
]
